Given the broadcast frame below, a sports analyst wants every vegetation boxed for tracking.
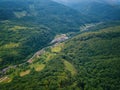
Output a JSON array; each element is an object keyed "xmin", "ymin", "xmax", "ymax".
[
  {"xmin": 60, "ymin": 26, "xmax": 120, "ymax": 89},
  {"xmin": 20, "ymin": 70, "xmax": 30, "ymax": 77},
  {"xmin": 0, "ymin": 0, "xmax": 91, "ymax": 70},
  {"xmin": 51, "ymin": 43, "xmax": 64, "ymax": 53},
  {"xmin": 64, "ymin": 1, "xmax": 120, "ymax": 22},
  {"xmin": 0, "ymin": 25, "xmax": 120, "ymax": 90},
  {"xmin": 63, "ymin": 60, "xmax": 76, "ymax": 76},
  {"xmin": 0, "ymin": 0, "xmax": 91, "ymax": 33},
  {"xmin": 0, "ymin": 0, "xmax": 120, "ymax": 90},
  {"xmin": 0, "ymin": 21, "xmax": 53, "ymax": 70},
  {"xmin": 30, "ymin": 63, "xmax": 45, "ymax": 72}
]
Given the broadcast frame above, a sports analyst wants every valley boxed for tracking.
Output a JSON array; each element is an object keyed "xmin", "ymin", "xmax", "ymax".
[
  {"xmin": 0, "ymin": 34, "xmax": 69, "ymax": 83},
  {"xmin": 0, "ymin": 0, "xmax": 120, "ymax": 90},
  {"xmin": 0, "ymin": 22, "xmax": 101, "ymax": 81},
  {"xmin": 0, "ymin": 25, "xmax": 120, "ymax": 90}
]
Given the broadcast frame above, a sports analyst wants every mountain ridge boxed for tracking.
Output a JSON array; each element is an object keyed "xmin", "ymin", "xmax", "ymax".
[{"xmin": 53, "ymin": 0, "xmax": 120, "ymax": 22}]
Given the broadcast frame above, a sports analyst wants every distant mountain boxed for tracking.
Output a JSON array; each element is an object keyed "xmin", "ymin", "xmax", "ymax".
[
  {"xmin": 53, "ymin": 0, "xmax": 120, "ymax": 5},
  {"xmin": 0, "ymin": 0, "xmax": 90, "ymax": 33},
  {"xmin": 53, "ymin": 0, "xmax": 120, "ymax": 22}
]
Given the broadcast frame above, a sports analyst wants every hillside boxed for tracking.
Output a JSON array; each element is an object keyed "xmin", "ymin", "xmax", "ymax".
[
  {"xmin": 0, "ymin": 0, "xmax": 90, "ymax": 70},
  {"xmin": 0, "ymin": 25, "xmax": 120, "ymax": 90},
  {"xmin": 0, "ymin": 0, "xmax": 120, "ymax": 90},
  {"xmin": 53, "ymin": 0, "xmax": 120, "ymax": 22},
  {"xmin": 0, "ymin": 0, "xmax": 90, "ymax": 33},
  {"xmin": 0, "ymin": 21, "xmax": 54, "ymax": 70},
  {"xmin": 60, "ymin": 26, "xmax": 120, "ymax": 89}
]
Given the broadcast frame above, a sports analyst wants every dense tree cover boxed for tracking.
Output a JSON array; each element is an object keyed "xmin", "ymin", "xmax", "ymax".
[
  {"xmin": 60, "ymin": 0, "xmax": 120, "ymax": 22},
  {"xmin": 0, "ymin": 0, "xmax": 92, "ymax": 69},
  {"xmin": 0, "ymin": 0, "xmax": 120, "ymax": 89},
  {"xmin": 0, "ymin": 0, "xmax": 92, "ymax": 33},
  {"xmin": 0, "ymin": 21, "xmax": 54, "ymax": 70},
  {"xmin": 61, "ymin": 26, "xmax": 120, "ymax": 90},
  {"xmin": 0, "ymin": 26, "xmax": 120, "ymax": 90},
  {"xmin": 83, "ymin": 21, "xmax": 120, "ymax": 32}
]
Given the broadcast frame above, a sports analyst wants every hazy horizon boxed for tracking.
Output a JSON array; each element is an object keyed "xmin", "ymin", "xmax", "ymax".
[{"xmin": 52, "ymin": 0, "xmax": 120, "ymax": 4}]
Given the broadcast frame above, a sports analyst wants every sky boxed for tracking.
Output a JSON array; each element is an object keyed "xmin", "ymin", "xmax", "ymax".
[{"xmin": 52, "ymin": 0, "xmax": 120, "ymax": 4}]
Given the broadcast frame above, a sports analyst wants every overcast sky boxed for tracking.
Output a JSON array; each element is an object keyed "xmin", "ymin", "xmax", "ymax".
[{"xmin": 52, "ymin": 0, "xmax": 120, "ymax": 4}]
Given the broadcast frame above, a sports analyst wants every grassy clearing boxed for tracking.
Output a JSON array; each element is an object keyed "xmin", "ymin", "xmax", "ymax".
[
  {"xmin": 44, "ymin": 52, "xmax": 56, "ymax": 62},
  {"xmin": 35, "ymin": 64, "xmax": 45, "ymax": 72},
  {"xmin": 30, "ymin": 63, "xmax": 45, "ymax": 72},
  {"xmin": 0, "ymin": 76, "xmax": 12, "ymax": 83},
  {"xmin": 0, "ymin": 42, "xmax": 19, "ymax": 49},
  {"xmin": 20, "ymin": 70, "xmax": 30, "ymax": 77},
  {"xmin": 10, "ymin": 26, "xmax": 27, "ymax": 31},
  {"xmin": 63, "ymin": 60, "xmax": 77, "ymax": 76},
  {"xmin": 51, "ymin": 43, "xmax": 64, "ymax": 53},
  {"xmin": 0, "ymin": 58, "xmax": 2, "ymax": 62}
]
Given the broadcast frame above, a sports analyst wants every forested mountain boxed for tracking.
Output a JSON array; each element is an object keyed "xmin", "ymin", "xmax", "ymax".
[
  {"xmin": 53, "ymin": 0, "xmax": 120, "ymax": 21},
  {"xmin": 0, "ymin": 24, "xmax": 120, "ymax": 90},
  {"xmin": 0, "ymin": 0, "xmax": 91, "ymax": 33},
  {"xmin": 0, "ymin": 0, "xmax": 120, "ymax": 90},
  {"xmin": 0, "ymin": 0, "xmax": 90, "ymax": 70}
]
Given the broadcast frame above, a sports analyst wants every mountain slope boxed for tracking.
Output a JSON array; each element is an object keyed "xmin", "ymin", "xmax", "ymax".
[
  {"xmin": 0, "ymin": 0, "xmax": 90, "ymax": 33},
  {"xmin": 53, "ymin": 0, "xmax": 120, "ymax": 22},
  {"xmin": 60, "ymin": 26, "xmax": 120, "ymax": 89},
  {"xmin": 0, "ymin": 0, "xmax": 90, "ymax": 70},
  {"xmin": 0, "ymin": 21, "xmax": 53, "ymax": 70},
  {"xmin": 0, "ymin": 25, "xmax": 120, "ymax": 90}
]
